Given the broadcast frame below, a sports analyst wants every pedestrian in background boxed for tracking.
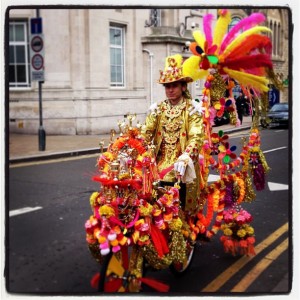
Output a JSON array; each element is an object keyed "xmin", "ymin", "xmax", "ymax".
[{"xmin": 236, "ymin": 92, "xmax": 246, "ymax": 125}]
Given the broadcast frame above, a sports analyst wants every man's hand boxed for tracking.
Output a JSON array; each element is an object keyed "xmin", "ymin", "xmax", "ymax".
[
  {"xmin": 174, "ymin": 160, "xmax": 187, "ymax": 177},
  {"xmin": 174, "ymin": 153, "xmax": 196, "ymax": 183}
]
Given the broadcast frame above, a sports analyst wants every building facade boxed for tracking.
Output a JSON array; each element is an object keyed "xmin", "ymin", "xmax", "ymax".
[{"xmin": 8, "ymin": 7, "xmax": 290, "ymax": 135}]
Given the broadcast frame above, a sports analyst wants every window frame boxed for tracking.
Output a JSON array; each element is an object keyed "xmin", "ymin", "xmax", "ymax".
[
  {"xmin": 109, "ymin": 23, "xmax": 125, "ymax": 88},
  {"xmin": 9, "ymin": 19, "xmax": 31, "ymax": 89}
]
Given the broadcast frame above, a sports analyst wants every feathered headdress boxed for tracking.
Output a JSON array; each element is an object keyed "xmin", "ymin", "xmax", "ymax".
[{"xmin": 182, "ymin": 9, "xmax": 273, "ymax": 92}]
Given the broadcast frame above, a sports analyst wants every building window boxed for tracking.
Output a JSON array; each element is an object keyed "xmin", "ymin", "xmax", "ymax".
[
  {"xmin": 277, "ymin": 23, "xmax": 282, "ymax": 57},
  {"xmin": 9, "ymin": 20, "xmax": 31, "ymax": 88},
  {"xmin": 110, "ymin": 24, "xmax": 125, "ymax": 87},
  {"xmin": 145, "ymin": 9, "xmax": 161, "ymax": 27},
  {"xmin": 269, "ymin": 19, "xmax": 282, "ymax": 58},
  {"xmin": 273, "ymin": 22, "xmax": 277, "ymax": 56}
]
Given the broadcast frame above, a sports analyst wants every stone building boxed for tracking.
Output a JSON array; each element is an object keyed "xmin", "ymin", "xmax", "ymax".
[{"xmin": 8, "ymin": 7, "xmax": 290, "ymax": 135}]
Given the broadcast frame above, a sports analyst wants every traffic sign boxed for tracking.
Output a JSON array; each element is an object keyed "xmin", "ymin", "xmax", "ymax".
[
  {"xmin": 268, "ymin": 86, "xmax": 280, "ymax": 107},
  {"xmin": 31, "ymin": 54, "xmax": 44, "ymax": 70},
  {"xmin": 31, "ymin": 35, "xmax": 43, "ymax": 52},
  {"xmin": 30, "ymin": 17, "xmax": 45, "ymax": 82},
  {"xmin": 31, "ymin": 18, "xmax": 42, "ymax": 34}
]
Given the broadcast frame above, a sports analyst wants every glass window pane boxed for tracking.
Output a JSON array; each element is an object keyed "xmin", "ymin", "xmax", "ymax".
[
  {"xmin": 15, "ymin": 24, "xmax": 25, "ymax": 41},
  {"xmin": 110, "ymin": 28, "xmax": 121, "ymax": 45},
  {"xmin": 116, "ymin": 49, "xmax": 121, "ymax": 65},
  {"xmin": 16, "ymin": 65, "xmax": 26, "ymax": 83},
  {"xmin": 9, "ymin": 45, "xmax": 15, "ymax": 63},
  {"xmin": 114, "ymin": 31, "xmax": 121, "ymax": 45},
  {"xmin": 9, "ymin": 65, "xmax": 16, "ymax": 83},
  {"xmin": 9, "ymin": 21, "xmax": 30, "ymax": 87},
  {"xmin": 111, "ymin": 48, "xmax": 121, "ymax": 65},
  {"xmin": 110, "ymin": 48, "xmax": 116, "ymax": 64},
  {"xmin": 116, "ymin": 66, "xmax": 122, "ymax": 82},
  {"xmin": 16, "ymin": 45, "xmax": 25, "ymax": 63},
  {"xmin": 9, "ymin": 24, "xmax": 14, "ymax": 42},
  {"xmin": 111, "ymin": 66, "xmax": 116, "ymax": 82},
  {"xmin": 109, "ymin": 28, "xmax": 114, "ymax": 43}
]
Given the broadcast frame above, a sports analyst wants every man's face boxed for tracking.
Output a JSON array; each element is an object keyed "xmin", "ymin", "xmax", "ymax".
[{"xmin": 164, "ymin": 81, "xmax": 186, "ymax": 103}]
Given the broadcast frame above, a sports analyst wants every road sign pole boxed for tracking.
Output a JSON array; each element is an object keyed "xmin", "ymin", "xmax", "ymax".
[
  {"xmin": 36, "ymin": 9, "xmax": 46, "ymax": 151},
  {"xmin": 38, "ymin": 80, "xmax": 46, "ymax": 151}
]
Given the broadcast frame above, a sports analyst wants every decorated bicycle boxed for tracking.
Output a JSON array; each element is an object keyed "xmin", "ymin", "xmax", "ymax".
[{"xmin": 84, "ymin": 10, "xmax": 280, "ymax": 292}]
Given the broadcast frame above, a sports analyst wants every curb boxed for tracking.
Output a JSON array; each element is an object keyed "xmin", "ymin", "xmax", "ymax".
[
  {"xmin": 9, "ymin": 148, "xmax": 101, "ymax": 164},
  {"xmin": 9, "ymin": 126, "xmax": 252, "ymax": 164}
]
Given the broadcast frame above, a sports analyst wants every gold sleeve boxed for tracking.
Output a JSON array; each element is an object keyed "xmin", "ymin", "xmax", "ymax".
[
  {"xmin": 140, "ymin": 110, "xmax": 159, "ymax": 144},
  {"xmin": 182, "ymin": 102, "xmax": 204, "ymax": 163}
]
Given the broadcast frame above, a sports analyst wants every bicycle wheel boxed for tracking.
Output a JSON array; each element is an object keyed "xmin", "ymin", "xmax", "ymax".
[
  {"xmin": 169, "ymin": 240, "xmax": 195, "ymax": 276},
  {"xmin": 98, "ymin": 245, "xmax": 144, "ymax": 292}
]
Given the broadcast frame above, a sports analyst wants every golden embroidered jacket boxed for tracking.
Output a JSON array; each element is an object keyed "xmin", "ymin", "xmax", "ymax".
[{"xmin": 141, "ymin": 98, "xmax": 204, "ymax": 214}]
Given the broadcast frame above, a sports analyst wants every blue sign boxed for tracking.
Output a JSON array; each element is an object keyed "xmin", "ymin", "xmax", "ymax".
[
  {"xmin": 268, "ymin": 87, "xmax": 280, "ymax": 107},
  {"xmin": 31, "ymin": 18, "xmax": 42, "ymax": 34}
]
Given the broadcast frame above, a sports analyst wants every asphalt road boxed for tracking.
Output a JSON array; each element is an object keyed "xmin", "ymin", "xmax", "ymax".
[{"xmin": 5, "ymin": 127, "xmax": 291, "ymax": 296}]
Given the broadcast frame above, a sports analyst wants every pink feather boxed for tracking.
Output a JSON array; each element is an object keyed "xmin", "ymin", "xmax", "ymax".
[
  {"xmin": 203, "ymin": 14, "xmax": 214, "ymax": 48},
  {"xmin": 220, "ymin": 13, "xmax": 266, "ymax": 53}
]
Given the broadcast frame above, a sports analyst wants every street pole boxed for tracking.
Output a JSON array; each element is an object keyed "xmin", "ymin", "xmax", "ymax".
[
  {"xmin": 36, "ymin": 9, "xmax": 46, "ymax": 151},
  {"xmin": 143, "ymin": 49, "xmax": 154, "ymax": 106}
]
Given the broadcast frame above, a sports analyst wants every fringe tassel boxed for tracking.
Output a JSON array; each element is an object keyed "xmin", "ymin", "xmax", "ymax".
[
  {"xmin": 150, "ymin": 224, "xmax": 169, "ymax": 257},
  {"xmin": 90, "ymin": 273, "xmax": 100, "ymax": 289}
]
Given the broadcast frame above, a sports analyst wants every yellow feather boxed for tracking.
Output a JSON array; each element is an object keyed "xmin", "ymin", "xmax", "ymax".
[
  {"xmin": 193, "ymin": 31, "xmax": 206, "ymax": 50},
  {"xmin": 223, "ymin": 67, "xmax": 270, "ymax": 92},
  {"xmin": 213, "ymin": 10, "xmax": 231, "ymax": 53},
  {"xmin": 182, "ymin": 56, "xmax": 209, "ymax": 81},
  {"xmin": 222, "ymin": 26, "xmax": 272, "ymax": 58}
]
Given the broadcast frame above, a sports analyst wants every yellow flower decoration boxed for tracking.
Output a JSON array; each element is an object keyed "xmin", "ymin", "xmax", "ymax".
[
  {"xmin": 169, "ymin": 218, "xmax": 183, "ymax": 231},
  {"xmin": 251, "ymin": 146, "xmax": 260, "ymax": 152},
  {"xmin": 90, "ymin": 192, "xmax": 99, "ymax": 207},
  {"xmin": 237, "ymin": 228, "xmax": 247, "ymax": 238},
  {"xmin": 223, "ymin": 228, "xmax": 233, "ymax": 236},
  {"xmin": 99, "ymin": 205, "xmax": 115, "ymax": 217},
  {"xmin": 245, "ymin": 225, "xmax": 255, "ymax": 235},
  {"xmin": 139, "ymin": 203, "xmax": 153, "ymax": 216},
  {"xmin": 139, "ymin": 235, "xmax": 150, "ymax": 243}
]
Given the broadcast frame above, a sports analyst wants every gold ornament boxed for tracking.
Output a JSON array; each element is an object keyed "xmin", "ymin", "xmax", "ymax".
[
  {"xmin": 258, "ymin": 149, "xmax": 271, "ymax": 173},
  {"xmin": 210, "ymin": 72, "xmax": 227, "ymax": 103},
  {"xmin": 244, "ymin": 174, "xmax": 256, "ymax": 203}
]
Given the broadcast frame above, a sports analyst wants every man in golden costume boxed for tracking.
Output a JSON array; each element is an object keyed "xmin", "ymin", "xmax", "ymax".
[{"xmin": 141, "ymin": 54, "xmax": 204, "ymax": 215}]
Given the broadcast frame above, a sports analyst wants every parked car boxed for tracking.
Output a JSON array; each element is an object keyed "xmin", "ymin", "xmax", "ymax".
[{"xmin": 267, "ymin": 103, "xmax": 289, "ymax": 128}]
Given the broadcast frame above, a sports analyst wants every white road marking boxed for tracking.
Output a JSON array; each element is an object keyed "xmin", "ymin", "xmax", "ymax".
[
  {"xmin": 268, "ymin": 182, "xmax": 289, "ymax": 191},
  {"xmin": 263, "ymin": 146, "xmax": 287, "ymax": 154},
  {"xmin": 9, "ymin": 206, "xmax": 43, "ymax": 217}
]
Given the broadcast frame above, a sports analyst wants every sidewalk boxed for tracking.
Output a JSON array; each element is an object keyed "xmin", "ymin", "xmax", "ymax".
[{"xmin": 8, "ymin": 116, "xmax": 253, "ymax": 163}]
